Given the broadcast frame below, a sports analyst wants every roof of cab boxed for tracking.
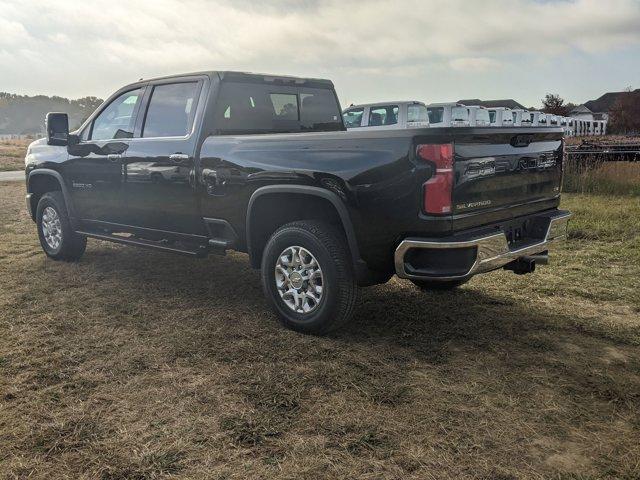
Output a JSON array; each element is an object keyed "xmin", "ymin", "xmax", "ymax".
[{"xmin": 127, "ymin": 70, "xmax": 335, "ymax": 88}]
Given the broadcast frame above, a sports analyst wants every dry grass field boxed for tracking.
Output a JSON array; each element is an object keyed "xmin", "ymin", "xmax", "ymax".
[
  {"xmin": 0, "ymin": 180, "xmax": 639, "ymax": 479},
  {"xmin": 564, "ymin": 159, "xmax": 640, "ymax": 196},
  {"xmin": 0, "ymin": 140, "xmax": 30, "ymax": 172}
]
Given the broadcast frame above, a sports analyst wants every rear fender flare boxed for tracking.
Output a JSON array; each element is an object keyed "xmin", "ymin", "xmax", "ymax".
[{"xmin": 246, "ymin": 185, "xmax": 363, "ymax": 271}]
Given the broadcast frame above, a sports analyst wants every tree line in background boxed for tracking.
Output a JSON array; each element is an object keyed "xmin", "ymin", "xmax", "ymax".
[
  {"xmin": 0, "ymin": 93, "xmax": 103, "ymax": 135},
  {"xmin": 541, "ymin": 90, "xmax": 640, "ymax": 134},
  {"xmin": 608, "ymin": 91, "xmax": 640, "ymax": 134}
]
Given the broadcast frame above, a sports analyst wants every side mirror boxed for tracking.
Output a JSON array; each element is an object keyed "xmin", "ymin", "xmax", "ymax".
[{"xmin": 46, "ymin": 112, "xmax": 69, "ymax": 146}]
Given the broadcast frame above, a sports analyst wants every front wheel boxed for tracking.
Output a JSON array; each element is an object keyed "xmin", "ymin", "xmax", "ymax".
[
  {"xmin": 261, "ymin": 220, "xmax": 358, "ymax": 335},
  {"xmin": 36, "ymin": 191, "xmax": 86, "ymax": 261}
]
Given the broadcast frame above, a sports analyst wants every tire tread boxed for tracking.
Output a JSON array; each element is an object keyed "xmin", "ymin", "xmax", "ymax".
[{"xmin": 261, "ymin": 220, "xmax": 357, "ymax": 334}]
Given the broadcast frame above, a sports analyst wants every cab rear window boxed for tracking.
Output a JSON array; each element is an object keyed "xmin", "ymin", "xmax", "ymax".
[{"xmin": 214, "ymin": 81, "xmax": 343, "ymax": 134}]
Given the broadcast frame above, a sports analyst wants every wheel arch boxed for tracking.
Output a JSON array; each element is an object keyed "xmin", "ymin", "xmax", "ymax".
[
  {"xmin": 27, "ymin": 169, "xmax": 76, "ymax": 222},
  {"xmin": 246, "ymin": 185, "xmax": 364, "ymax": 274}
]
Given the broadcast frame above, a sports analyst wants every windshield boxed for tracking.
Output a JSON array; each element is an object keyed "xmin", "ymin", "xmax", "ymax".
[
  {"xmin": 343, "ymin": 108, "xmax": 364, "ymax": 128},
  {"xmin": 489, "ymin": 110, "xmax": 496, "ymax": 123},
  {"xmin": 427, "ymin": 107, "xmax": 444, "ymax": 124},
  {"xmin": 407, "ymin": 104, "xmax": 428, "ymax": 123},
  {"xmin": 474, "ymin": 108, "xmax": 490, "ymax": 123}
]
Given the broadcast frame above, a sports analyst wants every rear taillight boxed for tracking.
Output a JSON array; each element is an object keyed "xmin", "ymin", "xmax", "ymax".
[{"xmin": 417, "ymin": 143, "xmax": 454, "ymax": 214}]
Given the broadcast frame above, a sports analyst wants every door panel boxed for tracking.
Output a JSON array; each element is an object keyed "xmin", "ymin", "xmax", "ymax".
[
  {"xmin": 64, "ymin": 87, "xmax": 144, "ymax": 225},
  {"xmin": 123, "ymin": 139, "xmax": 203, "ymax": 233},
  {"xmin": 122, "ymin": 80, "xmax": 206, "ymax": 235}
]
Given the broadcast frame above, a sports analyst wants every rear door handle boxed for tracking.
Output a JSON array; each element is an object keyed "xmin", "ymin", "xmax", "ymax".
[
  {"xmin": 169, "ymin": 153, "xmax": 189, "ymax": 163},
  {"xmin": 107, "ymin": 154, "xmax": 121, "ymax": 162}
]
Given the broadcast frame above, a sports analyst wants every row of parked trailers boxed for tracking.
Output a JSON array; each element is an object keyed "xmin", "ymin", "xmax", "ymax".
[{"xmin": 342, "ymin": 101, "xmax": 607, "ymax": 136}]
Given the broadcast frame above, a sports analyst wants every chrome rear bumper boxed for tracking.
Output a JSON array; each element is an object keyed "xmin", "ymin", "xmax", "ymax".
[{"xmin": 395, "ymin": 211, "xmax": 571, "ymax": 281}]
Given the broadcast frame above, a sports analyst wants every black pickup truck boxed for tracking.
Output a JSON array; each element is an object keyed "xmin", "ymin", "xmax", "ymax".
[{"xmin": 25, "ymin": 71, "xmax": 571, "ymax": 334}]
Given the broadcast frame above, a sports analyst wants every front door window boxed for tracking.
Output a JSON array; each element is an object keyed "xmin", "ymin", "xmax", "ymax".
[{"xmin": 91, "ymin": 89, "xmax": 142, "ymax": 141}]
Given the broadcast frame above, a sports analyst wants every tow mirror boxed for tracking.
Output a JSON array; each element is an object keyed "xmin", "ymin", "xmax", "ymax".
[{"xmin": 46, "ymin": 112, "xmax": 69, "ymax": 146}]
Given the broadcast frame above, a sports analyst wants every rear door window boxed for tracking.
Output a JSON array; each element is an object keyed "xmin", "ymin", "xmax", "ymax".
[
  {"xmin": 368, "ymin": 105, "xmax": 398, "ymax": 126},
  {"xmin": 142, "ymin": 82, "xmax": 199, "ymax": 138},
  {"xmin": 427, "ymin": 107, "xmax": 444, "ymax": 124},
  {"xmin": 343, "ymin": 108, "xmax": 364, "ymax": 127}
]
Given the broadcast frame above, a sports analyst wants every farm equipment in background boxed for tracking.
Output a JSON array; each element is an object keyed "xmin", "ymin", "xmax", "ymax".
[{"xmin": 565, "ymin": 139, "xmax": 640, "ymax": 162}]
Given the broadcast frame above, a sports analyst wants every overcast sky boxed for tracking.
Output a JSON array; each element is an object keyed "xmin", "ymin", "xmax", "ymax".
[{"xmin": 1, "ymin": 0, "xmax": 639, "ymax": 108}]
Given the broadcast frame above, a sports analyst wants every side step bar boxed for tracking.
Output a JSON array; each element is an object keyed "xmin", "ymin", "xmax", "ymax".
[{"xmin": 76, "ymin": 230, "xmax": 209, "ymax": 257}]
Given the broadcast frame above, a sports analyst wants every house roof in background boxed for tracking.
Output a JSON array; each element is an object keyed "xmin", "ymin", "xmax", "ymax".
[
  {"xmin": 584, "ymin": 89, "xmax": 640, "ymax": 113},
  {"xmin": 457, "ymin": 98, "xmax": 526, "ymax": 110},
  {"xmin": 569, "ymin": 104, "xmax": 593, "ymax": 114}
]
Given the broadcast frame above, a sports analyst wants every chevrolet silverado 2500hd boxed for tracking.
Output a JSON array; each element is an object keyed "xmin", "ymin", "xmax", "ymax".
[{"xmin": 25, "ymin": 71, "xmax": 571, "ymax": 334}]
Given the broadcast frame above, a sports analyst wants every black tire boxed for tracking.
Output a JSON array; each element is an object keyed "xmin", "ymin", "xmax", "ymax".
[
  {"xmin": 36, "ymin": 191, "xmax": 86, "ymax": 261},
  {"xmin": 261, "ymin": 220, "xmax": 358, "ymax": 335},
  {"xmin": 410, "ymin": 278, "xmax": 469, "ymax": 291}
]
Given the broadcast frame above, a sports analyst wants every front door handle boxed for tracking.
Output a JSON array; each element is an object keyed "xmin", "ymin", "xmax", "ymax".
[
  {"xmin": 169, "ymin": 153, "xmax": 189, "ymax": 163},
  {"xmin": 107, "ymin": 154, "xmax": 121, "ymax": 162}
]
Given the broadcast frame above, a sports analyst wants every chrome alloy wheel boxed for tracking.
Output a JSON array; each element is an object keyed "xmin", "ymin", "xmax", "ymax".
[
  {"xmin": 41, "ymin": 206, "xmax": 63, "ymax": 250},
  {"xmin": 275, "ymin": 246, "xmax": 324, "ymax": 314}
]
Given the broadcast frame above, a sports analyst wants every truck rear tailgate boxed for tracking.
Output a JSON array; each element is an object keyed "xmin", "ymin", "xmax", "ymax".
[{"xmin": 452, "ymin": 130, "xmax": 563, "ymax": 221}]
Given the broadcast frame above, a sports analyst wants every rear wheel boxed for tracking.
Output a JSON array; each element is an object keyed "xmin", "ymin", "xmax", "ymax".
[
  {"xmin": 261, "ymin": 220, "xmax": 357, "ymax": 335},
  {"xmin": 36, "ymin": 191, "xmax": 86, "ymax": 261},
  {"xmin": 410, "ymin": 278, "xmax": 469, "ymax": 291}
]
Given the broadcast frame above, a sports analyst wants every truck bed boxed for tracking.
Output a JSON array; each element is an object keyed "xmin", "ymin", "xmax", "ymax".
[{"xmin": 199, "ymin": 125, "xmax": 564, "ymax": 272}]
